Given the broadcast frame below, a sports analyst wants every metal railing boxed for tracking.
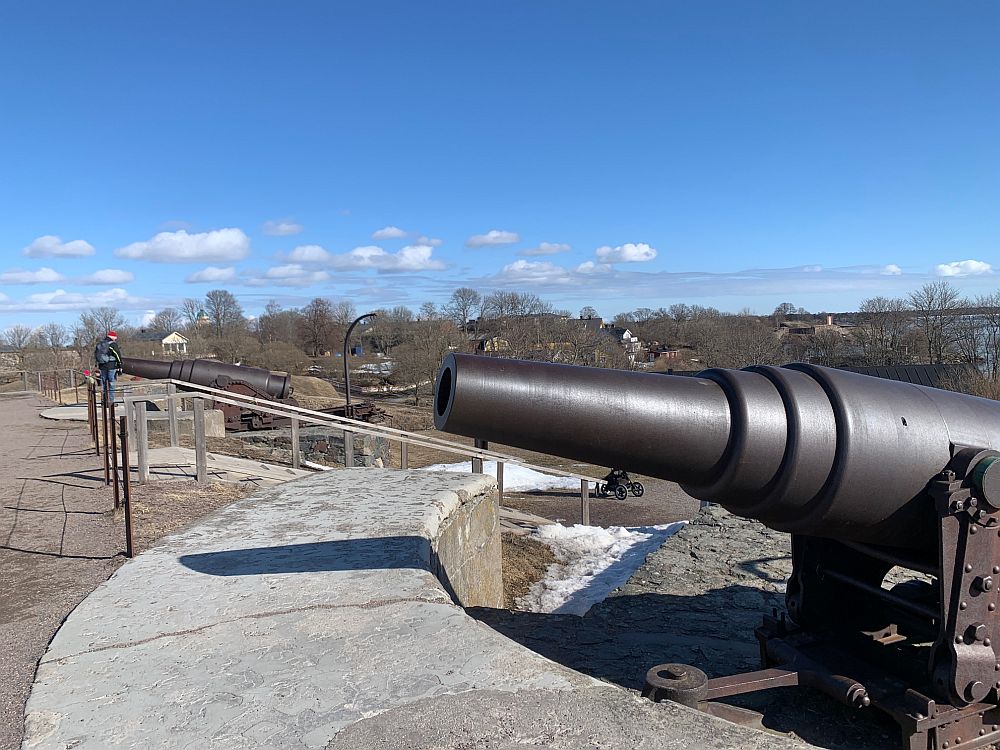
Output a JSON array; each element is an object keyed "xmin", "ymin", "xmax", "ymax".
[
  {"xmin": 114, "ymin": 377, "xmax": 603, "ymax": 523},
  {"xmin": 0, "ymin": 368, "xmax": 89, "ymax": 403}
]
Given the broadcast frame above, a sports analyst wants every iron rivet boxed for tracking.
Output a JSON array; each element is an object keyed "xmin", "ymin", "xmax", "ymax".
[
  {"xmin": 994, "ymin": 566, "xmax": 999, "ymax": 574},
  {"xmin": 957, "ymin": 636, "xmax": 965, "ymax": 643},
  {"xmin": 961, "ymin": 602, "xmax": 968, "ymax": 610},
  {"xmin": 972, "ymin": 526, "xmax": 979, "ymax": 534},
  {"xmin": 982, "ymin": 729, "xmax": 987, "ymax": 736},
  {"xmin": 967, "ymin": 564, "xmax": 975, "ymax": 573},
  {"xmin": 987, "ymin": 638, "xmax": 992, "ymax": 646},
  {"xmin": 943, "ymin": 743, "xmax": 949, "ymax": 748},
  {"xmin": 990, "ymin": 603, "xmax": 996, "ymax": 611}
]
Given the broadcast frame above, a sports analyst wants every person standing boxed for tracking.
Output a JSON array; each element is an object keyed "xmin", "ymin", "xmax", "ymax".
[{"xmin": 94, "ymin": 331, "xmax": 123, "ymax": 403}]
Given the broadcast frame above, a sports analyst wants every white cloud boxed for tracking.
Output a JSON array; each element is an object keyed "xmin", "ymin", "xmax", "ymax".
[
  {"xmin": 22, "ymin": 235, "xmax": 95, "ymax": 258},
  {"xmin": 185, "ymin": 266, "xmax": 238, "ymax": 283},
  {"xmin": 262, "ymin": 219, "xmax": 304, "ymax": 236},
  {"xmin": 246, "ymin": 264, "xmax": 330, "ymax": 287},
  {"xmin": 372, "ymin": 226, "xmax": 408, "ymax": 240},
  {"xmin": 0, "ymin": 267, "xmax": 65, "ymax": 284},
  {"xmin": 497, "ymin": 260, "xmax": 572, "ymax": 284},
  {"xmin": 520, "ymin": 242, "xmax": 572, "ymax": 257},
  {"xmin": 935, "ymin": 259, "xmax": 993, "ymax": 277},
  {"xmin": 115, "ymin": 228, "xmax": 250, "ymax": 263},
  {"xmin": 575, "ymin": 261, "xmax": 612, "ymax": 275},
  {"xmin": 0, "ymin": 292, "xmax": 8, "ymax": 303},
  {"xmin": 79, "ymin": 268, "xmax": 134, "ymax": 285},
  {"xmin": 330, "ymin": 244, "xmax": 446, "ymax": 273},
  {"xmin": 882, "ymin": 264, "xmax": 903, "ymax": 276},
  {"xmin": 287, "ymin": 244, "xmax": 332, "ymax": 263},
  {"xmin": 594, "ymin": 242, "xmax": 657, "ymax": 263},
  {"xmin": 801, "ymin": 265, "xmax": 823, "ymax": 273},
  {"xmin": 139, "ymin": 310, "xmax": 157, "ymax": 326},
  {"xmin": 417, "ymin": 235, "xmax": 443, "ymax": 247},
  {"xmin": 466, "ymin": 229, "xmax": 520, "ymax": 248},
  {"xmin": 0, "ymin": 287, "xmax": 146, "ymax": 312}
]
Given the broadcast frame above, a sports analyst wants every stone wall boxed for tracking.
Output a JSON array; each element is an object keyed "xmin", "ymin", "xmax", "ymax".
[
  {"xmin": 431, "ymin": 485, "xmax": 503, "ymax": 608},
  {"xmin": 235, "ymin": 425, "xmax": 390, "ymax": 467}
]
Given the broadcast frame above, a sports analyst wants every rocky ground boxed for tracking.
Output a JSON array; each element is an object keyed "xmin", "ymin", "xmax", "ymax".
[{"xmin": 474, "ymin": 505, "xmax": 917, "ymax": 750}]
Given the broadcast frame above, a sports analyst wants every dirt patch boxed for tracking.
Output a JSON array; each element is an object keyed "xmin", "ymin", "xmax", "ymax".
[
  {"xmin": 127, "ymin": 481, "xmax": 255, "ymax": 555},
  {"xmin": 501, "ymin": 532, "xmax": 555, "ymax": 609}
]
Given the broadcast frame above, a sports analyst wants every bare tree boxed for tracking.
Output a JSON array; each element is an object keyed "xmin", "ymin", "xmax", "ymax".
[
  {"xmin": 149, "ymin": 307, "xmax": 183, "ymax": 332},
  {"xmin": 204, "ymin": 290, "xmax": 245, "ymax": 339},
  {"xmin": 854, "ymin": 296, "xmax": 909, "ymax": 366},
  {"xmin": 909, "ymin": 281, "xmax": 961, "ymax": 364},
  {"xmin": 3, "ymin": 324, "xmax": 35, "ymax": 358},
  {"xmin": 180, "ymin": 298, "xmax": 202, "ymax": 326},
  {"xmin": 300, "ymin": 298, "xmax": 334, "ymax": 356},
  {"xmin": 40, "ymin": 323, "xmax": 67, "ymax": 353}
]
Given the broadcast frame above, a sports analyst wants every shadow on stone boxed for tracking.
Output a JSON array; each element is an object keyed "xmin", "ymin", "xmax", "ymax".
[
  {"xmin": 180, "ymin": 536, "xmax": 432, "ymax": 576},
  {"xmin": 470, "ymin": 586, "xmax": 902, "ymax": 750}
]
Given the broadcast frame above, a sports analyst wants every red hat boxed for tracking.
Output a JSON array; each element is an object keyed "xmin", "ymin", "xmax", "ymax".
[{"xmin": 107, "ymin": 331, "xmax": 118, "ymax": 340}]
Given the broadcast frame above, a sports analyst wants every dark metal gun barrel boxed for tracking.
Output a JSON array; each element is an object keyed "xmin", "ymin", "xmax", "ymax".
[
  {"xmin": 122, "ymin": 357, "xmax": 292, "ymax": 400},
  {"xmin": 434, "ymin": 353, "xmax": 1000, "ymax": 550}
]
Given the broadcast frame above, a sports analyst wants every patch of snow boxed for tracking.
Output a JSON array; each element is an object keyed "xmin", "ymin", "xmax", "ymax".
[
  {"xmin": 517, "ymin": 522, "xmax": 687, "ymax": 616},
  {"xmin": 419, "ymin": 460, "xmax": 582, "ymax": 492}
]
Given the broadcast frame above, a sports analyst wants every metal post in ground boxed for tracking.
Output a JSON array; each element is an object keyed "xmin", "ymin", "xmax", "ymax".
[
  {"xmin": 472, "ymin": 438, "xmax": 487, "ymax": 473},
  {"xmin": 109, "ymin": 400, "xmax": 121, "ymax": 510},
  {"xmin": 72, "ymin": 370, "xmax": 79, "ymax": 404},
  {"xmin": 580, "ymin": 479, "xmax": 591, "ymax": 525},
  {"xmin": 167, "ymin": 382, "xmax": 178, "ymax": 447},
  {"xmin": 36, "ymin": 371, "xmax": 42, "ymax": 392},
  {"xmin": 21, "ymin": 371, "xmax": 28, "ymax": 391},
  {"xmin": 344, "ymin": 431, "xmax": 355, "ymax": 468},
  {"xmin": 101, "ymin": 390, "xmax": 111, "ymax": 485},
  {"xmin": 290, "ymin": 417, "xmax": 300, "ymax": 469},
  {"xmin": 118, "ymin": 415, "xmax": 134, "ymax": 558},
  {"xmin": 193, "ymin": 398, "xmax": 207, "ymax": 482},
  {"xmin": 497, "ymin": 461, "xmax": 504, "ymax": 504},
  {"xmin": 400, "ymin": 440, "xmax": 408, "ymax": 469},
  {"xmin": 136, "ymin": 401, "xmax": 149, "ymax": 484}
]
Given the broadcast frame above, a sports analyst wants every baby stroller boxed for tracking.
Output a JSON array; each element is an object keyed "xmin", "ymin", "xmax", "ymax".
[{"xmin": 596, "ymin": 468, "xmax": 644, "ymax": 500}]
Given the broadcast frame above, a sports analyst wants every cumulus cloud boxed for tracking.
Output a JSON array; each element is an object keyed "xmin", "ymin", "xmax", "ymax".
[
  {"xmin": 372, "ymin": 226, "xmax": 408, "ymax": 240},
  {"xmin": 246, "ymin": 264, "xmax": 330, "ymax": 287},
  {"xmin": 466, "ymin": 229, "xmax": 520, "ymax": 248},
  {"xmin": 185, "ymin": 266, "xmax": 238, "ymax": 283},
  {"xmin": 575, "ymin": 261, "xmax": 613, "ymax": 275},
  {"xmin": 935, "ymin": 259, "xmax": 993, "ymax": 277},
  {"xmin": 287, "ymin": 245, "xmax": 332, "ymax": 263},
  {"xmin": 22, "ymin": 235, "xmax": 95, "ymax": 258},
  {"xmin": 115, "ymin": 228, "xmax": 250, "ymax": 263},
  {"xmin": 262, "ymin": 219, "xmax": 304, "ymax": 236},
  {"xmin": 520, "ymin": 242, "xmax": 572, "ymax": 257},
  {"xmin": 416, "ymin": 235, "xmax": 443, "ymax": 247},
  {"xmin": 882, "ymin": 264, "xmax": 903, "ymax": 276},
  {"xmin": 79, "ymin": 269, "xmax": 134, "ymax": 285},
  {"xmin": 497, "ymin": 260, "xmax": 572, "ymax": 284},
  {"xmin": 594, "ymin": 242, "xmax": 657, "ymax": 263},
  {"xmin": 329, "ymin": 244, "xmax": 447, "ymax": 273},
  {"xmin": 0, "ymin": 267, "xmax": 65, "ymax": 284}
]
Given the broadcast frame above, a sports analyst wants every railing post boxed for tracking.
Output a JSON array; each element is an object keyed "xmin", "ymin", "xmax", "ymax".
[
  {"xmin": 497, "ymin": 461, "xmax": 504, "ymax": 503},
  {"xmin": 290, "ymin": 417, "xmax": 300, "ymax": 469},
  {"xmin": 344, "ymin": 430, "xmax": 355, "ymax": 468},
  {"xmin": 21, "ymin": 371, "xmax": 28, "ymax": 391},
  {"xmin": 400, "ymin": 440, "xmax": 408, "ymax": 469},
  {"xmin": 119, "ymin": 415, "xmax": 134, "ymax": 558},
  {"xmin": 580, "ymin": 479, "xmax": 590, "ymax": 525},
  {"xmin": 167, "ymin": 382, "xmax": 179, "ymax": 447},
  {"xmin": 136, "ymin": 401, "xmax": 150, "ymax": 484},
  {"xmin": 193, "ymin": 398, "xmax": 207, "ymax": 482},
  {"xmin": 472, "ymin": 438, "xmax": 487, "ymax": 473},
  {"xmin": 101, "ymin": 390, "xmax": 111, "ymax": 485},
  {"xmin": 71, "ymin": 370, "xmax": 79, "ymax": 404},
  {"xmin": 36, "ymin": 371, "xmax": 42, "ymax": 392},
  {"xmin": 109, "ymin": 400, "xmax": 121, "ymax": 510}
]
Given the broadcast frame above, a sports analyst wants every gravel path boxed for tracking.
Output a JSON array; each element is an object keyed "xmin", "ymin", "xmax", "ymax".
[{"xmin": 0, "ymin": 393, "xmax": 123, "ymax": 750}]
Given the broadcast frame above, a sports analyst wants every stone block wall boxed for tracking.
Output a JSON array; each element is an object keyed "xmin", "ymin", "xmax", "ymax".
[{"xmin": 431, "ymin": 486, "xmax": 503, "ymax": 608}]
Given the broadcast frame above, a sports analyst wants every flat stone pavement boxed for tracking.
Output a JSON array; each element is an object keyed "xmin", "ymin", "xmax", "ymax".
[
  {"xmin": 21, "ymin": 468, "xmax": 806, "ymax": 750},
  {"xmin": 0, "ymin": 393, "xmax": 123, "ymax": 750}
]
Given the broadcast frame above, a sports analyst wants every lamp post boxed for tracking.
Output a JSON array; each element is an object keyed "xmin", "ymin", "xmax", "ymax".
[{"xmin": 343, "ymin": 312, "xmax": 376, "ymax": 415}]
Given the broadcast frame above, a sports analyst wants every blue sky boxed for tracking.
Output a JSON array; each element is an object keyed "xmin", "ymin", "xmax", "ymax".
[{"xmin": 1, "ymin": 2, "xmax": 998, "ymax": 327}]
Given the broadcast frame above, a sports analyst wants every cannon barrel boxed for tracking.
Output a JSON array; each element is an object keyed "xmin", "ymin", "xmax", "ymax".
[
  {"xmin": 122, "ymin": 357, "xmax": 293, "ymax": 400},
  {"xmin": 434, "ymin": 354, "xmax": 1000, "ymax": 551}
]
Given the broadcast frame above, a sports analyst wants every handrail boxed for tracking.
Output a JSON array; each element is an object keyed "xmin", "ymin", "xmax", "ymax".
[{"xmin": 151, "ymin": 378, "xmax": 602, "ymax": 484}]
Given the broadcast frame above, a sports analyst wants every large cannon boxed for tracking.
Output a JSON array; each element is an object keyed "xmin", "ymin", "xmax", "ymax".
[
  {"xmin": 434, "ymin": 353, "xmax": 1000, "ymax": 749},
  {"xmin": 123, "ymin": 357, "xmax": 382, "ymax": 430}
]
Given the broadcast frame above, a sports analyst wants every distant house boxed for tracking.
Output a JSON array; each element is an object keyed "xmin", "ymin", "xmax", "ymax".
[
  {"xmin": 646, "ymin": 344, "xmax": 681, "ymax": 362},
  {"xmin": 133, "ymin": 330, "xmax": 189, "ymax": 357}
]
